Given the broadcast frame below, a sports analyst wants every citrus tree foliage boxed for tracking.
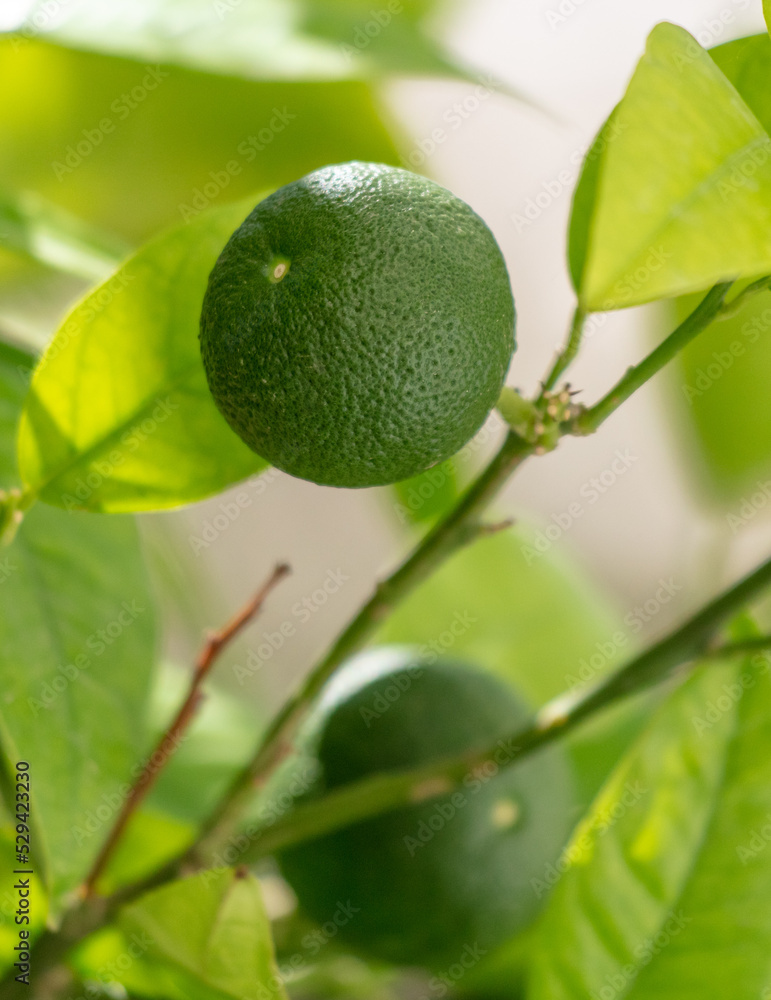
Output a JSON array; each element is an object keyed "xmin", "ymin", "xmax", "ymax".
[{"xmin": 3, "ymin": 12, "xmax": 771, "ymax": 1000}]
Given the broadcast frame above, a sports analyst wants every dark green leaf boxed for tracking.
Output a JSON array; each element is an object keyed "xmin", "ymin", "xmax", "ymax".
[{"xmin": 0, "ymin": 338, "xmax": 34, "ymax": 489}]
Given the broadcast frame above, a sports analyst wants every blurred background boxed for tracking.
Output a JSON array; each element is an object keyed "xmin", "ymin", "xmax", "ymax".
[{"xmin": 2, "ymin": 0, "xmax": 770, "ymax": 800}]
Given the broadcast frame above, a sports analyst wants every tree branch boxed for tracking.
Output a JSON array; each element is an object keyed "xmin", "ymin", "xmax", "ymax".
[
  {"xmin": 81, "ymin": 563, "xmax": 290, "ymax": 896},
  {"xmin": 572, "ymin": 282, "xmax": 733, "ymax": 434},
  {"xmin": 187, "ymin": 431, "xmax": 533, "ymax": 861},
  {"xmin": 236, "ymin": 556, "xmax": 771, "ymax": 860}
]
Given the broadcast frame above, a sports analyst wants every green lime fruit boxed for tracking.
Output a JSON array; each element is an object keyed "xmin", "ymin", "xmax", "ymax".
[
  {"xmin": 200, "ymin": 162, "xmax": 515, "ymax": 488},
  {"xmin": 277, "ymin": 648, "xmax": 576, "ymax": 968}
]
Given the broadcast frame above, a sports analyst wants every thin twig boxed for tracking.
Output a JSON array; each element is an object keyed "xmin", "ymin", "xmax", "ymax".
[
  {"xmin": 81, "ymin": 563, "xmax": 290, "ymax": 896},
  {"xmin": 542, "ymin": 304, "xmax": 586, "ymax": 393}
]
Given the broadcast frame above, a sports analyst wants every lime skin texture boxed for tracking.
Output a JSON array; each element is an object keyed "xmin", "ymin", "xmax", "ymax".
[
  {"xmin": 200, "ymin": 161, "xmax": 516, "ymax": 488},
  {"xmin": 277, "ymin": 647, "xmax": 577, "ymax": 968}
]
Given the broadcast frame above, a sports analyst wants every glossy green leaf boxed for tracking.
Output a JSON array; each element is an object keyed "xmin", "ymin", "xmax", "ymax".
[
  {"xmin": 0, "ymin": 338, "xmax": 33, "ymax": 488},
  {"xmin": 570, "ymin": 22, "xmax": 771, "ymax": 311},
  {"xmin": 120, "ymin": 869, "xmax": 287, "ymax": 1000},
  {"xmin": 18, "ymin": 197, "xmax": 269, "ymax": 512},
  {"xmin": 12, "ymin": 0, "xmax": 467, "ymax": 84},
  {"xmin": 0, "ymin": 40, "xmax": 401, "ymax": 244},
  {"xmin": 663, "ymin": 36, "xmax": 771, "ymax": 500},
  {"xmin": 376, "ymin": 528, "xmax": 646, "ymax": 807},
  {"xmin": 528, "ymin": 645, "xmax": 771, "ymax": 999},
  {"xmin": 0, "ymin": 188, "xmax": 126, "ymax": 282},
  {"xmin": 0, "ymin": 503, "xmax": 156, "ymax": 910}
]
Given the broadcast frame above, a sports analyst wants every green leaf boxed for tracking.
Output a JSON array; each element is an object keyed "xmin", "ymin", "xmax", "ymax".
[
  {"xmin": 670, "ymin": 283, "xmax": 771, "ymax": 500},
  {"xmin": 765, "ymin": 0, "xmax": 771, "ymax": 38},
  {"xmin": 376, "ymin": 528, "xmax": 624, "ymax": 706},
  {"xmin": 375, "ymin": 528, "xmax": 646, "ymax": 807},
  {"xmin": 528, "ymin": 645, "xmax": 771, "ymax": 999},
  {"xmin": 390, "ymin": 455, "xmax": 463, "ymax": 527},
  {"xmin": 17, "ymin": 197, "xmax": 269, "ymax": 512},
  {"xmin": 570, "ymin": 22, "xmax": 771, "ymax": 312},
  {"xmin": 0, "ymin": 188, "xmax": 127, "ymax": 282},
  {"xmin": 0, "ymin": 40, "xmax": 401, "ymax": 244},
  {"xmin": 659, "ymin": 37, "xmax": 771, "ymax": 501},
  {"xmin": 0, "ymin": 504, "xmax": 156, "ymax": 911},
  {"xmin": 710, "ymin": 33, "xmax": 771, "ymax": 133},
  {"xmin": 146, "ymin": 662, "xmax": 263, "ymax": 825},
  {"xmin": 120, "ymin": 869, "xmax": 288, "ymax": 1000},
  {"xmin": 0, "ymin": 338, "xmax": 34, "ymax": 489},
  {"xmin": 95, "ymin": 808, "xmax": 194, "ymax": 896},
  {"xmin": 11, "ymin": 0, "xmax": 468, "ymax": 84}
]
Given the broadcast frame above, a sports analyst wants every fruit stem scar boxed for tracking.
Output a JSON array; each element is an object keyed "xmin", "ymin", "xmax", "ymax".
[{"xmin": 267, "ymin": 255, "xmax": 291, "ymax": 283}]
